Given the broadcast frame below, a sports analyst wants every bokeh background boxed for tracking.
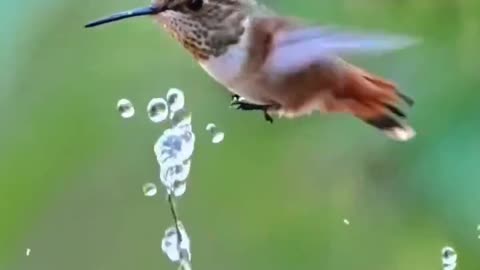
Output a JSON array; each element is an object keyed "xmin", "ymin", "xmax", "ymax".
[{"xmin": 2, "ymin": 0, "xmax": 480, "ymax": 269}]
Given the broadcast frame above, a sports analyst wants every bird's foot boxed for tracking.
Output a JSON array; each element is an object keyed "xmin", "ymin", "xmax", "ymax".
[{"xmin": 230, "ymin": 100, "xmax": 274, "ymax": 123}]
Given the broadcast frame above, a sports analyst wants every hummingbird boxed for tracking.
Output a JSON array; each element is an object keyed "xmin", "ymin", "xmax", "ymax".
[{"xmin": 85, "ymin": 0, "xmax": 418, "ymax": 141}]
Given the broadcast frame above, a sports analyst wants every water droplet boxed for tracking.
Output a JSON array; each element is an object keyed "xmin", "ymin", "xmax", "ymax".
[
  {"xmin": 161, "ymin": 222, "xmax": 191, "ymax": 263},
  {"xmin": 176, "ymin": 160, "xmax": 191, "ymax": 181},
  {"xmin": 160, "ymin": 160, "xmax": 191, "ymax": 188},
  {"xmin": 166, "ymin": 88, "xmax": 185, "ymax": 112},
  {"xmin": 206, "ymin": 123, "xmax": 215, "ymax": 131},
  {"xmin": 171, "ymin": 181, "xmax": 187, "ymax": 197},
  {"xmin": 442, "ymin": 246, "xmax": 457, "ymax": 270},
  {"xmin": 142, "ymin": 183, "xmax": 157, "ymax": 197},
  {"xmin": 117, "ymin": 99, "xmax": 135, "ymax": 118},
  {"xmin": 147, "ymin": 98, "xmax": 168, "ymax": 123},
  {"xmin": 212, "ymin": 132, "xmax": 225, "ymax": 144},
  {"xmin": 343, "ymin": 219, "xmax": 350, "ymax": 225},
  {"xmin": 154, "ymin": 110, "xmax": 195, "ymax": 196},
  {"xmin": 170, "ymin": 109, "xmax": 192, "ymax": 127},
  {"xmin": 145, "ymin": 91, "xmax": 195, "ymax": 270},
  {"xmin": 206, "ymin": 123, "xmax": 225, "ymax": 144},
  {"xmin": 26, "ymin": 248, "xmax": 31, "ymax": 256},
  {"xmin": 154, "ymin": 127, "xmax": 195, "ymax": 170},
  {"xmin": 180, "ymin": 261, "xmax": 192, "ymax": 270}
]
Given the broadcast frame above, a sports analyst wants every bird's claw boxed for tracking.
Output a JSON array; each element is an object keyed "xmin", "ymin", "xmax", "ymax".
[
  {"xmin": 263, "ymin": 111, "xmax": 274, "ymax": 123},
  {"xmin": 230, "ymin": 99, "xmax": 274, "ymax": 124}
]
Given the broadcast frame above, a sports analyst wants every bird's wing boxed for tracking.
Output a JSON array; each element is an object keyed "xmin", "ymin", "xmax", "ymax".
[{"xmin": 266, "ymin": 26, "xmax": 420, "ymax": 74}]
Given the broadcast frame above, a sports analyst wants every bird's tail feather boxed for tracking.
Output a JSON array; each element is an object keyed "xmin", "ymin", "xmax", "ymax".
[
  {"xmin": 363, "ymin": 114, "xmax": 416, "ymax": 141},
  {"xmin": 344, "ymin": 67, "xmax": 416, "ymax": 141}
]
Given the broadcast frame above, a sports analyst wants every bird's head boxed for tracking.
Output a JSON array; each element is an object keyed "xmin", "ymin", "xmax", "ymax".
[{"xmin": 85, "ymin": 0, "xmax": 256, "ymax": 59}]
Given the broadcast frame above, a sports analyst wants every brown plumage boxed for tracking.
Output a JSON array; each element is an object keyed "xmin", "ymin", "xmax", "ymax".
[
  {"xmin": 84, "ymin": 0, "xmax": 417, "ymax": 141},
  {"xmin": 230, "ymin": 16, "xmax": 416, "ymax": 140}
]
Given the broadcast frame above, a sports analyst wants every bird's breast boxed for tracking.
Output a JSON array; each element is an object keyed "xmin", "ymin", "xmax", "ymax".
[
  {"xmin": 198, "ymin": 46, "xmax": 271, "ymax": 104},
  {"xmin": 199, "ymin": 43, "xmax": 248, "ymax": 88}
]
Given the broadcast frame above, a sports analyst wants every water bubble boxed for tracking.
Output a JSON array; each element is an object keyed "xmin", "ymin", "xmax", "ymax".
[
  {"xmin": 142, "ymin": 183, "xmax": 158, "ymax": 197},
  {"xmin": 343, "ymin": 219, "xmax": 350, "ymax": 225},
  {"xmin": 117, "ymin": 99, "xmax": 135, "ymax": 118},
  {"xmin": 477, "ymin": 224, "xmax": 480, "ymax": 239},
  {"xmin": 166, "ymin": 88, "xmax": 185, "ymax": 112},
  {"xmin": 161, "ymin": 222, "xmax": 191, "ymax": 263},
  {"xmin": 206, "ymin": 123, "xmax": 225, "ymax": 144},
  {"xmin": 26, "ymin": 248, "xmax": 31, "ymax": 256},
  {"xmin": 442, "ymin": 246, "xmax": 457, "ymax": 270},
  {"xmin": 147, "ymin": 98, "xmax": 169, "ymax": 123}
]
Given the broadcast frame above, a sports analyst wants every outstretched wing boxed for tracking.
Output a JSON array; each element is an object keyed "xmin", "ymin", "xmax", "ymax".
[{"xmin": 266, "ymin": 26, "xmax": 420, "ymax": 74}]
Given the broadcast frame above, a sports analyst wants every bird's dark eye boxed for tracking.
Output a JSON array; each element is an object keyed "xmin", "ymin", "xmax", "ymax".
[{"xmin": 186, "ymin": 0, "xmax": 203, "ymax": 11}]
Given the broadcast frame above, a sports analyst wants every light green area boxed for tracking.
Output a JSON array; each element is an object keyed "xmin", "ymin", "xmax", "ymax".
[{"xmin": 1, "ymin": 0, "xmax": 480, "ymax": 269}]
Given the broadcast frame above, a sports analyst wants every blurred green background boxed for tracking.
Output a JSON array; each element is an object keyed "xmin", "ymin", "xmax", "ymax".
[{"xmin": 2, "ymin": 0, "xmax": 480, "ymax": 269}]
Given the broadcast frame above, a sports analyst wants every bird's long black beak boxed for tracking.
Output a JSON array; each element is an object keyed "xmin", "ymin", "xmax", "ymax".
[{"xmin": 84, "ymin": 6, "xmax": 165, "ymax": 28}]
